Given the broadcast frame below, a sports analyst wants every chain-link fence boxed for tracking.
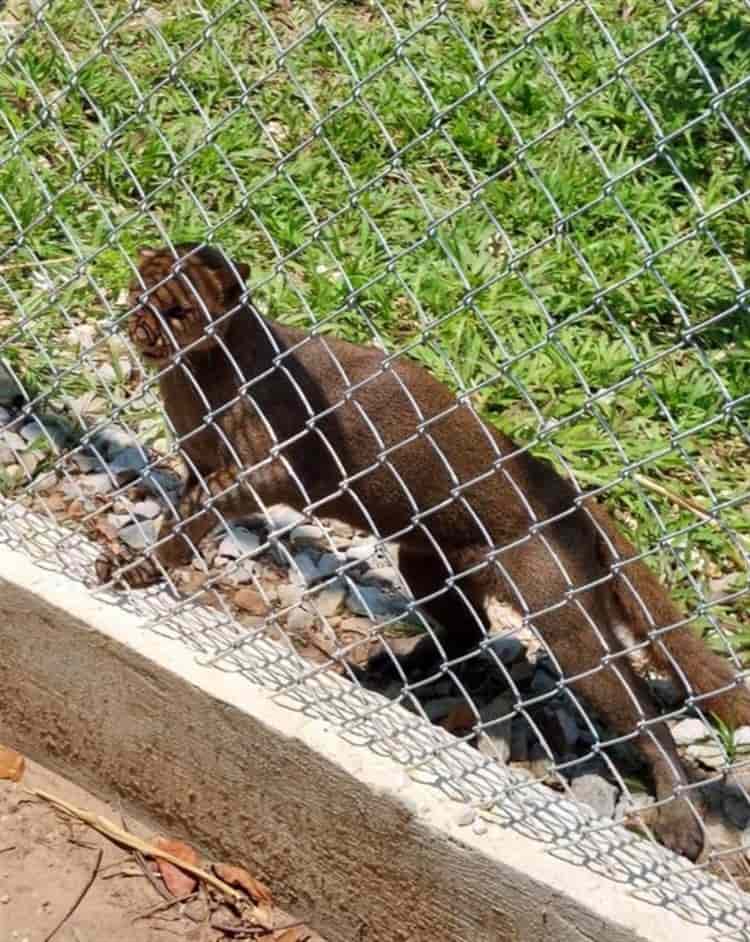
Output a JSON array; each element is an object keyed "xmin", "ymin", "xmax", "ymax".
[{"xmin": 1, "ymin": 0, "xmax": 749, "ymax": 929}]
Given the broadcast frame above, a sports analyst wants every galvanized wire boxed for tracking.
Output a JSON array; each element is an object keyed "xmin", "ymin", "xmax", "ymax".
[{"xmin": 1, "ymin": 0, "xmax": 749, "ymax": 926}]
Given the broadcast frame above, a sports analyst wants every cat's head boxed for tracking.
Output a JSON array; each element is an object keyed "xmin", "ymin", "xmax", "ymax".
[{"xmin": 127, "ymin": 243, "xmax": 250, "ymax": 363}]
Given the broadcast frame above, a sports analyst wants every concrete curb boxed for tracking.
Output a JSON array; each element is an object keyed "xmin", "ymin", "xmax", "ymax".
[{"xmin": 1, "ymin": 539, "xmax": 747, "ymax": 941}]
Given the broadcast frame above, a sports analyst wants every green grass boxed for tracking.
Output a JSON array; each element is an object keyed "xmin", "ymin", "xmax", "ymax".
[{"xmin": 0, "ymin": 0, "xmax": 748, "ymax": 655}]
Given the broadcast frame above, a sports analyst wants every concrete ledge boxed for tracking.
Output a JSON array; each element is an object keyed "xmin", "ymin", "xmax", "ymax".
[{"xmin": 0, "ymin": 540, "xmax": 746, "ymax": 941}]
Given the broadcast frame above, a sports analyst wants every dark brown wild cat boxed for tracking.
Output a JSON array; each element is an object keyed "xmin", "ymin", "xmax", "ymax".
[{"xmin": 97, "ymin": 243, "xmax": 750, "ymax": 861}]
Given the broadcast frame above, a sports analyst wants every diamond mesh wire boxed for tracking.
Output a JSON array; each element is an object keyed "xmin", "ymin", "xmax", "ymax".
[{"xmin": 1, "ymin": 0, "xmax": 749, "ymax": 927}]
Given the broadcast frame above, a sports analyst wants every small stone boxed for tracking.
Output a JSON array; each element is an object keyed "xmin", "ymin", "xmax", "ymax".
[
  {"xmin": 233, "ymin": 588, "xmax": 267, "ymax": 615},
  {"xmin": 17, "ymin": 451, "xmax": 39, "ymax": 475},
  {"xmin": 286, "ymin": 606, "xmax": 316, "ymax": 632},
  {"xmin": 687, "ymin": 741, "xmax": 726, "ymax": 769},
  {"xmin": 110, "ymin": 446, "xmax": 148, "ymax": 474},
  {"xmin": 471, "ymin": 817, "xmax": 487, "ymax": 835},
  {"xmin": 313, "ymin": 582, "xmax": 346, "ymax": 617},
  {"xmin": 290, "ymin": 523, "xmax": 325, "ymax": 546},
  {"xmin": 19, "ymin": 414, "xmax": 72, "ymax": 450},
  {"xmin": 71, "ymin": 451, "xmax": 103, "ymax": 473},
  {"xmin": 570, "ymin": 774, "xmax": 618, "ymax": 819},
  {"xmin": 221, "ymin": 561, "xmax": 256, "ymax": 585},
  {"xmin": 360, "ymin": 566, "xmax": 402, "ymax": 588},
  {"xmin": 0, "ymin": 430, "xmax": 27, "ymax": 452},
  {"xmin": 346, "ymin": 584, "xmax": 409, "ymax": 620},
  {"xmin": 266, "ymin": 505, "xmax": 306, "ymax": 533},
  {"xmin": 119, "ymin": 519, "xmax": 158, "ymax": 550},
  {"xmin": 455, "ymin": 806, "xmax": 475, "ymax": 827},
  {"xmin": 62, "ymin": 472, "xmax": 113, "ymax": 497},
  {"xmin": 277, "ymin": 584, "xmax": 305, "ymax": 608},
  {"xmin": 67, "ymin": 323, "xmax": 97, "ymax": 349},
  {"xmin": 317, "ymin": 552, "xmax": 347, "ymax": 578},
  {"xmin": 345, "ymin": 540, "xmax": 379, "ymax": 563},
  {"xmin": 290, "ymin": 551, "xmax": 320, "ymax": 586},
  {"xmin": 217, "ymin": 527, "xmax": 261, "ymax": 559},
  {"xmin": 734, "ymin": 727, "xmax": 750, "ymax": 750},
  {"xmin": 672, "ymin": 718, "xmax": 710, "ymax": 746},
  {"xmin": 132, "ymin": 498, "xmax": 161, "ymax": 519},
  {"xmin": 91, "ymin": 425, "xmax": 137, "ymax": 459}
]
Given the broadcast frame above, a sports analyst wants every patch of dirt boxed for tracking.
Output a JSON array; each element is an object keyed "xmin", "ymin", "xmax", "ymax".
[{"xmin": 0, "ymin": 754, "xmax": 322, "ymax": 942}]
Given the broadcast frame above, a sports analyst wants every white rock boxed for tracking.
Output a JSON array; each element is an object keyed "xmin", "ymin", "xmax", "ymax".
[
  {"xmin": 471, "ymin": 817, "xmax": 488, "ymax": 835},
  {"xmin": 71, "ymin": 451, "xmax": 103, "ymax": 473},
  {"xmin": 570, "ymin": 774, "xmax": 618, "ymax": 819},
  {"xmin": 119, "ymin": 520, "xmax": 159, "ymax": 550},
  {"xmin": 131, "ymin": 498, "xmax": 162, "ymax": 519},
  {"xmin": 686, "ymin": 741, "xmax": 726, "ymax": 769},
  {"xmin": 286, "ymin": 606, "xmax": 316, "ymax": 632},
  {"xmin": 221, "ymin": 561, "xmax": 256, "ymax": 585},
  {"xmin": 107, "ymin": 513, "xmax": 132, "ymax": 530},
  {"xmin": 290, "ymin": 523, "xmax": 325, "ymax": 546},
  {"xmin": 672, "ymin": 718, "xmax": 710, "ymax": 746},
  {"xmin": 266, "ymin": 505, "xmax": 306, "ymax": 533},
  {"xmin": 360, "ymin": 566, "xmax": 402, "ymax": 588},
  {"xmin": 313, "ymin": 582, "xmax": 346, "ymax": 617},
  {"xmin": 217, "ymin": 527, "xmax": 261, "ymax": 559},
  {"xmin": 455, "ymin": 806, "xmax": 476, "ymax": 827},
  {"xmin": 346, "ymin": 541, "xmax": 378, "ymax": 563},
  {"xmin": 67, "ymin": 323, "xmax": 97, "ymax": 349},
  {"xmin": 62, "ymin": 472, "xmax": 113, "ymax": 496},
  {"xmin": 277, "ymin": 584, "xmax": 305, "ymax": 608},
  {"xmin": 0, "ymin": 430, "xmax": 27, "ymax": 452},
  {"xmin": 734, "ymin": 726, "xmax": 750, "ymax": 749}
]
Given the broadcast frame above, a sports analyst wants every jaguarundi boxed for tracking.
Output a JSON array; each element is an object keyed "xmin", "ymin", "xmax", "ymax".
[{"xmin": 97, "ymin": 243, "xmax": 750, "ymax": 861}]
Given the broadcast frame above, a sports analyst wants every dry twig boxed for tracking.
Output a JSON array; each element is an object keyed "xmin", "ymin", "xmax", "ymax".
[
  {"xmin": 30, "ymin": 788, "xmax": 243, "ymax": 902},
  {"xmin": 43, "ymin": 847, "xmax": 103, "ymax": 942}
]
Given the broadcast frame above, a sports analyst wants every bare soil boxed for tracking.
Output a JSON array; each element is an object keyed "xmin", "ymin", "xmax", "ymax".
[{"xmin": 0, "ymin": 755, "xmax": 320, "ymax": 942}]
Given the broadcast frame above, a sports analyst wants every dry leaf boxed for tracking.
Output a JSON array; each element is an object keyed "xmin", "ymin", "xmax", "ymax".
[
  {"xmin": 0, "ymin": 746, "xmax": 25, "ymax": 782},
  {"xmin": 250, "ymin": 900, "xmax": 275, "ymax": 931},
  {"xmin": 153, "ymin": 837, "xmax": 200, "ymax": 896},
  {"xmin": 272, "ymin": 928, "xmax": 312, "ymax": 942},
  {"xmin": 233, "ymin": 588, "xmax": 268, "ymax": 615},
  {"xmin": 214, "ymin": 862, "xmax": 273, "ymax": 904}
]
